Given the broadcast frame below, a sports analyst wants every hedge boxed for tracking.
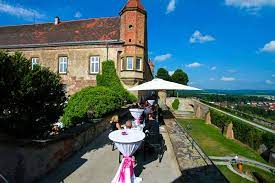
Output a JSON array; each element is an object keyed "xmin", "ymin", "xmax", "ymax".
[
  {"xmin": 97, "ymin": 60, "xmax": 137, "ymax": 103},
  {"xmin": 210, "ymin": 109, "xmax": 275, "ymax": 150},
  {"xmin": 62, "ymin": 86, "xmax": 123, "ymax": 127},
  {"xmin": 172, "ymin": 98, "xmax": 180, "ymax": 110}
]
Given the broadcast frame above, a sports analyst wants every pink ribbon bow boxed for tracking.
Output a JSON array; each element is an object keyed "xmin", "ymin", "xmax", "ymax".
[
  {"xmin": 135, "ymin": 118, "xmax": 141, "ymax": 125},
  {"xmin": 119, "ymin": 156, "xmax": 135, "ymax": 183}
]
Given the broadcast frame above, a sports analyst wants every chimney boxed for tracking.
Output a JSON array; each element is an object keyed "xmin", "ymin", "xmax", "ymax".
[{"xmin": 54, "ymin": 16, "xmax": 60, "ymax": 25}]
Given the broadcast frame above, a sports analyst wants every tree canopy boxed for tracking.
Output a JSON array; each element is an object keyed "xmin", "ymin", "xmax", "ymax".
[
  {"xmin": 156, "ymin": 68, "xmax": 171, "ymax": 81},
  {"xmin": 156, "ymin": 68, "xmax": 189, "ymax": 85},
  {"xmin": 0, "ymin": 51, "xmax": 66, "ymax": 138},
  {"xmin": 171, "ymin": 69, "xmax": 189, "ymax": 85}
]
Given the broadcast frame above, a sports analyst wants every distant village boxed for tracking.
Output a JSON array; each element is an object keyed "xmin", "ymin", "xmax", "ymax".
[{"xmin": 210, "ymin": 95, "xmax": 275, "ymax": 111}]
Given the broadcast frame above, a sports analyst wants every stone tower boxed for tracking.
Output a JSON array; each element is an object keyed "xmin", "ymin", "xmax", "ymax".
[{"xmin": 119, "ymin": 0, "xmax": 149, "ymax": 86}]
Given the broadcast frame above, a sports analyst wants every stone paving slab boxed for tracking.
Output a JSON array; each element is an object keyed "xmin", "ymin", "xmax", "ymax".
[{"xmin": 38, "ymin": 126, "xmax": 181, "ymax": 183}]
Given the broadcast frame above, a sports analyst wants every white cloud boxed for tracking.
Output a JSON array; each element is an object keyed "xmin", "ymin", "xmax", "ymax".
[
  {"xmin": 186, "ymin": 62, "xmax": 203, "ymax": 68},
  {"xmin": 210, "ymin": 66, "xmax": 217, "ymax": 71},
  {"xmin": 168, "ymin": 71, "xmax": 175, "ymax": 75},
  {"xmin": 225, "ymin": 0, "xmax": 275, "ymax": 9},
  {"xmin": 0, "ymin": 1, "xmax": 45, "ymax": 21},
  {"xmin": 210, "ymin": 78, "xmax": 215, "ymax": 81},
  {"xmin": 228, "ymin": 69, "xmax": 237, "ymax": 73},
  {"xmin": 272, "ymin": 74, "xmax": 275, "ymax": 77},
  {"xmin": 166, "ymin": 0, "xmax": 176, "ymax": 14},
  {"xmin": 154, "ymin": 53, "xmax": 172, "ymax": 62},
  {"xmin": 221, "ymin": 76, "xmax": 236, "ymax": 81},
  {"xmin": 260, "ymin": 40, "xmax": 275, "ymax": 53},
  {"xmin": 190, "ymin": 30, "xmax": 215, "ymax": 44},
  {"xmin": 74, "ymin": 11, "xmax": 82, "ymax": 18},
  {"xmin": 225, "ymin": 0, "xmax": 275, "ymax": 14},
  {"xmin": 266, "ymin": 80, "xmax": 274, "ymax": 84}
]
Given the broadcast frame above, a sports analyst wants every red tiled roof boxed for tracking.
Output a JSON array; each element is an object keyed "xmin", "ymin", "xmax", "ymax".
[
  {"xmin": 124, "ymin": 0, "xmax": 145, "ymax": 10},
  {"xmin": 0, "ymin": 16, "xmax": 121, "ymax": 48}
]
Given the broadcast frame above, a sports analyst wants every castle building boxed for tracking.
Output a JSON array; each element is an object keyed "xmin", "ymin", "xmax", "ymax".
[{"xmin": 0, "ymin": 0, "xmax": 154, "ymax": 95}]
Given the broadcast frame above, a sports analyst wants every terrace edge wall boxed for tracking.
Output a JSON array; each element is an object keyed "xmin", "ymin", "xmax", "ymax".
[{"xmin": 0, "ymin": 107, "xmax": 131, "ymax": 183}]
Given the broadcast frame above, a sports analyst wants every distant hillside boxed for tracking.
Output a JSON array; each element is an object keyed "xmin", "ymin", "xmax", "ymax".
[
  {"xmin": 205, "ymin": 90, "xmax": 275, "ymax": 96},
  {"xmin": 177, "ymin": 90, "xmax": 275, "ymax": 96}
]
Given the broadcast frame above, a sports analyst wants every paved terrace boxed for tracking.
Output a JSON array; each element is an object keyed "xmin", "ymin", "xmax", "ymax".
[
  {"xmin": 38, "ymin": 112, "xmax": 227, "ymax": 183},
  {"xmin": 39, "ymin": 125, "xmax": 182, "ymax": 183}
]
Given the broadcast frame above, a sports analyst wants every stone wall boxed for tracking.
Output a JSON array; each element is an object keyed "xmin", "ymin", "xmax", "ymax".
[
  {"xmin": 166, "ymin": 97, "xmax": 210, "ymax": 120},
  {"xmin": 192, "ymin": 100, "xmax": 210, "ymax": 120},
  {"xmin": 164, "ymin": 114, "xmax": 228, "ymax": 182},
  {"xmin": 0, "ymin": 108, "xmax": 130, "ymax": 183}
]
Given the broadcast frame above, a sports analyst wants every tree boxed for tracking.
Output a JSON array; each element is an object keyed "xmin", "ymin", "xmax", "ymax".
[
  {"xmin": 96, "ymin": 60, "xmax": 136, "ymax": 103},
  {"xmin": 0, "ymin": 51, "xmax": 66, "ymax": 138},
  {"xmin": 156, "ymin": 68, "xmax": 170, "ymax": 81},
  {"xmin": 171, "ymin": 69, "xmax": 189, "ymax": 85}
]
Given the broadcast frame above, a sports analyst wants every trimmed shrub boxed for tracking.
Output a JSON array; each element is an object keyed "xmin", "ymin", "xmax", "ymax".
[
  {"xmin": 172, "ymin": 98, "xmax": 180, "ymax": 110},
  {"xmin": 97, "ymin": 60, "xmax": 137, "ymax": 103},
  {"xmin": 210, "ymin": 109, "xmax": 275, "ymax": 150},
  {"xmin": 62, "ymin": 86, "xmax": 123, "ymax": 127},
  {"xmin": 0, "ymin": 51, "xmax": 66, "ymax": 138}
]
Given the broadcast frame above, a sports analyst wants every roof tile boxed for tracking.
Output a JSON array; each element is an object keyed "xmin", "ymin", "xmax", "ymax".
[{"xmin": 0, "ymin": 16, "xmax": 120, "ymax": 47}]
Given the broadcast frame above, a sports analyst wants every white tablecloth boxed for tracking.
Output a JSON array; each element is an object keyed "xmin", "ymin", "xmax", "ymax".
[
  {"xmin": 129, "ymin": 109, "xmax": 144, "ymax": 126},
  {"xmin": 109, "ymin": 130, "xmax": 145, "ymax": 183},
  {"xmin": 109, "ymin": 129, "xmax": 145, "ymax": 155},
  {"xmin": 129, "ymin": 109, "xmax": 144, "ymax": 119},
  {"xmin": 131, "ymin": 122, "xmax": 145, "ymax": 132},
  {"xmin": 147, "ymin": 100, "xmax": 155, "ymax": 106}
]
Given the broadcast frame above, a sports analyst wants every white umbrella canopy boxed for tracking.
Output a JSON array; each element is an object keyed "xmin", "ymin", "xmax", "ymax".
[{"xmin": 128, "ymin": 78, "xmax": 201, "ymax": 91}]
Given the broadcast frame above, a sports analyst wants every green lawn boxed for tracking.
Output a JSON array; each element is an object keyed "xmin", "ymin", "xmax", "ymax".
[
  {"xmin": 178, "ymin": 119, "xmax": 266, "ymax": 163},
  {"xmin": 218, "ymin": 165, "xmax": 275, "ymax": 183},
  {"xmin": 218, "ymin": 165, "xmax": 252, "ymax": 183}
]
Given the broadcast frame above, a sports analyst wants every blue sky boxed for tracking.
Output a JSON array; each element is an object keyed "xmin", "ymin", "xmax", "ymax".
[{"xmin": 0, "ymin": 0, "xmax": 275, "ymax": 90}]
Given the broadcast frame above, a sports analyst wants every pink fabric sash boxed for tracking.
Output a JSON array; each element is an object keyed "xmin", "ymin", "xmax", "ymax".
[
  {"xmin": 135, "ymin": 118, "xmax": 141, "ymax": 125},
  {"xmin": 119, "ymin": 156, "xmax": 134, "ymax": 183}
]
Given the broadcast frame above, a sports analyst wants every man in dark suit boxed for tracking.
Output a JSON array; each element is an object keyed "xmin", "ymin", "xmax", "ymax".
[{"xmin": 144, "ymin": 113, "xmax": 159, "ymax": 134}]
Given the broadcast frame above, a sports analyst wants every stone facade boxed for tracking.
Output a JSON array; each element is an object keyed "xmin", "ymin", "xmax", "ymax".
[
  {"xmin": 8, "ymin": 45, "xmax": 123, "ymax": 95},
  {"xmin": 0, "ymin": 0, "xmax": 153, "ymax": 95}
]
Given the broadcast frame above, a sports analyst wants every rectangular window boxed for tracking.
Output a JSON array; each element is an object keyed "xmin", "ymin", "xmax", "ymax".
[
  {"xmin": 31, "ymin": 57, "xmax": 39, "ymax": 70},
  {"xmin": 59, "ymin": 56, "xmax": 68, "ymax": 74},
  {"xmin": 90, "ymin": 56, "xmax": 100, "ymax": 74},
  {"xmin": 126, "ymin": 57, "xmax": 133, "ymax": 70},
  {"xmin": 136, "ymin": 57, "xmax": 142, "ymax": 71}
]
